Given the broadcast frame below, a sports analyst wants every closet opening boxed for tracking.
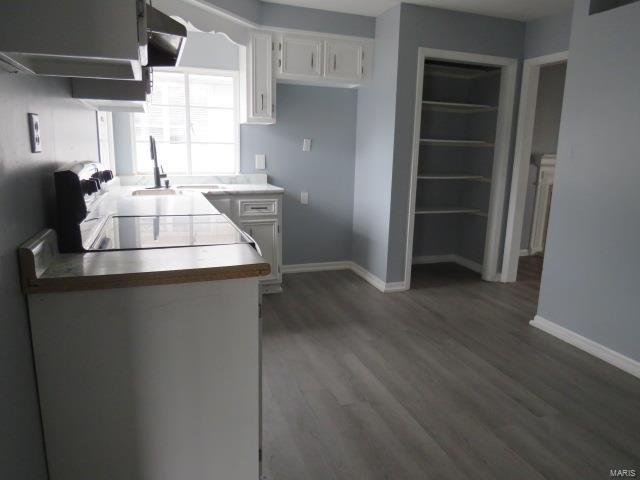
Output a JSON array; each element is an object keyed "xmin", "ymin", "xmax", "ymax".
[{"xmin": 404, "ymin": 49, "xmax": 518, "ymax": 289}]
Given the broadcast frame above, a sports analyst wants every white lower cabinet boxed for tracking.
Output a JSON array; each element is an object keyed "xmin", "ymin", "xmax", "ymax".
[
  {"xmin": 208, "ymin": 193, "xmax": 283, "ymax": 293},
  {"xmin": 240, "ymin": 219, "xmax": 279, "ymax": 283}
]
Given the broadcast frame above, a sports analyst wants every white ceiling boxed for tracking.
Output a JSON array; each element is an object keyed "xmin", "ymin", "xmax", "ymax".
[{"xmin": 266, "ymin": 0, "xmax": 573, "ymax": 21}]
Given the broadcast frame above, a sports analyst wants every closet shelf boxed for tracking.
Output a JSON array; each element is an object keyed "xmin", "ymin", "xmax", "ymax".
[
  {"xmin": 415, "ymin": 207, "xmax": 488, "ymax": 217},
  {"xmin": 417, "ymin": 174, "xmax": 491, "ymax": 183},
  {"xmin": 420, "ymin": 139, "xmax": 494, "ymax": 148},
  {"xmin": 425, "ymin": 64, "xmax": 501, "ymax": 80},
  {"xmin": 422, "ymin": 100, "xmax": 497, "ymax": 113}
]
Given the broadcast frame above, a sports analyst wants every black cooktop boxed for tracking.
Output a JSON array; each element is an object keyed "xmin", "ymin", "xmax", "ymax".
[{"xmin": 88, "ymin": 214, "xmax": 251, "ymax": 251}]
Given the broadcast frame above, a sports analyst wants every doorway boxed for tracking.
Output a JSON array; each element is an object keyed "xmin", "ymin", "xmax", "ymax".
[
  {"xmin": 404, "ymin": 48, "xmax": 518, "ymax": 289},
  {"xmin": 502, "ymin": 52, "xmax": 568, "ymax": 284}
]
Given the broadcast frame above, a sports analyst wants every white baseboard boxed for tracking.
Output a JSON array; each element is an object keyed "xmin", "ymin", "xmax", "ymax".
[
  {"xmin": 413, "ymin": 254, "xmax": 483, "ymax": 274},
  {"xmin": 530, "ymin": 316, "xmax": 640, "ymax": 380},
  {"xmin": 282, "ymin": 261, "xmax": 351, "ymax": 274},
  {"xmin": 520, "ymin": 248, "xmax": 530, "ymax": 256},
  {"xmin": 283, "ymin": 261, "xmax": 408, "ymax": 293}
]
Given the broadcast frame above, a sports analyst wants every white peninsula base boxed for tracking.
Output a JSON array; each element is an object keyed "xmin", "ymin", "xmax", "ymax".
[{"xmin": 28, "ymin": 277, "xmax": 261, "ymax": 480}]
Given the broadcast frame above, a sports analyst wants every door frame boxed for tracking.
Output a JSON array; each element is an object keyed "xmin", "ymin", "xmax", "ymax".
[
  {"xmin": 529, "ymin": 154, "xmax": 556, "ymax": 255},
  {"xmin": 501, "ymin": 51, "xmax": 568, "ymax": 282},
  {"xmin": 404, "ymin": 47, "xmax": 518, "ymax": 289}
]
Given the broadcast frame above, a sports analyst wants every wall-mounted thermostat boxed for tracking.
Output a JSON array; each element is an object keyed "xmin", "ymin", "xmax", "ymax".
[{"xmin": 28, "ymin": 113, "xmax": 42, "ymax": 153}]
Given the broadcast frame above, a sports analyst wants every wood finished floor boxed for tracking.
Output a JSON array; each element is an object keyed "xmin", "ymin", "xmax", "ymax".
[{"xmin": 261, "ymin": 259, "xmax": 640, "ymax": 480}]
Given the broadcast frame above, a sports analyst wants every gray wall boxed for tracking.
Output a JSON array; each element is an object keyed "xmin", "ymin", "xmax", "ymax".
[
  {"xmin": 178, "ymin": 31, "xmax": 239, "ymax": 70},
  {"xmin": 199, "ymin": 0, "xmax": 375, "ymax": 38},
  {"xmin": 521, "ymin": 62, "xmax": 567, "ymax": 250},
  {"xmin": 381, "ymin": 4, "xmax": 525, "ymax": 282},
  {"xmin": 524, "ymin": 10, "xmax": 573, "ymax": 58},
  {"xmin": 537, "ymin": 0, "xmax": 640, "ymax": 362},
  {"xmin": 0, "ymin": 73, "xmax": 100, "ymax": 479},
  {"xmin": 351, "ymin": 6, "xmax": 402, "ymax": 281},
  {"xmin": 201, "ymin": 0, "xmax": 262, "ymax": 24},
  {"xmin": 261, "ymin": 2, "xmax": 375, "ymax": 38},
  {"xmin": 241, "ymin": 84, "xmax": 357, "ymax": 265}
]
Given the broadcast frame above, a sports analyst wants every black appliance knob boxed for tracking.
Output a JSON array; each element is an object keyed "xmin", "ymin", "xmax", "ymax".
[
  {"xmin": 101, "ymin": 170, "xmax": 114, "ymax": 182},
  {"xmin": 80, "ymin": 179, "xmax": 99, "ymax": 195},
  {"xmin": 91, "ymin": 172, "xmax": 103, "ymax": 184}
]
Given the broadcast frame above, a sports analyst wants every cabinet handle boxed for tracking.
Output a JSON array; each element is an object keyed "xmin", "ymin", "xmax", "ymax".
[
  {"xmin": 278, "ymin": 58, "xmax": 282, "ymax": 68},
  {"xmin": 261, "ymin": 94, "xmax": 264, "ymax": 111},
  {"xmin": 311, "ymin": 52, "xmax": 314, "ymax": 69},
  {"xmin": 333, "ymin": 54, "xmax": 337, "ymax": 71}
]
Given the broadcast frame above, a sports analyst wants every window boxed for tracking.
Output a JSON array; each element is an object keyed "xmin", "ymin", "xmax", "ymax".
[{"xmin": 133, "ymin": 70, "xmax": 239, "ymax": 174}]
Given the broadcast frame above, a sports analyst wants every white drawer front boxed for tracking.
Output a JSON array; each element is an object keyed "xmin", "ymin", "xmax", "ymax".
[{"xmin": 238, "ymin": 199, "xmax": 278, "ymax": 217}]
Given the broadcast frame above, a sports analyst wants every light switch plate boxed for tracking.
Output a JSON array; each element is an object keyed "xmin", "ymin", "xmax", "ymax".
[
  {"xmin": 255, "ymin": 154, "xmax": 266, "ymax": 170},
  {"xmin": 28, "ymin": 113, "xmax": 42, "ymax": 153},
  {"xmin": 303, "ymin": 139, "xmax": 312, "ymax": 152},
  {"xmin": 301, "ymin": 191, "xmax": 309, "ymax": 205}
]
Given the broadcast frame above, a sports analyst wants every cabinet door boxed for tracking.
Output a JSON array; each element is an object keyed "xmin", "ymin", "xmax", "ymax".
[
  {"xmin": 241, "ymin": 32, "xmax": 275, "ymax": 124},
  {"xmin": 241, "ymin": 219, "xmax": 279, "ymax": 282},
  {"xmin": 280, "ymin": 35, "xmax": 323, "ymax": 79},
  {"xmin": 324, "ymin": 40, "xmax": 364, "ymax": 81},
  {"xmin": 251, "ymin": 33, "xmax": 274, "ymax": 120}
]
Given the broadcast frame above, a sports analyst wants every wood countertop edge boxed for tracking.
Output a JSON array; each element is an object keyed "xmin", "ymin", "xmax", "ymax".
[{"xmin": 24, "ymin": 263, "xmax": 271, "ymax": 294}]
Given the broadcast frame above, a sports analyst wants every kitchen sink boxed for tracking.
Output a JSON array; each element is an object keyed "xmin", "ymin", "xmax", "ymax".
[{"xmin": 131, "ymin": 188, "xmax": 181, "ymax": 196}]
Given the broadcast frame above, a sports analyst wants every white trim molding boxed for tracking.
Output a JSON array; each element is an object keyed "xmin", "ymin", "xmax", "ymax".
[
  {"xmin": 530, "ymin": 316, "xmax": 640, "ymax": 380},
  {"xmin": 283, "ymin": 261, "xmax": 408, "ymax": 293},
  {"xmin": 502, "ymin": 51, "xmax": 568, "ymax": 282},
  {"xmin": 282, "ymin": 261, "xmax": 351, "ymax": 274},
  {"xmin": 404, "ymin": 47, "xmax": 519, "ymax": 290}
]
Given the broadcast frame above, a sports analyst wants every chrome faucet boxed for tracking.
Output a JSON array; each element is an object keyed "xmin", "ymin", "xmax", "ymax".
[{"xmin": 149, "ymin": 136, "xmax": 168, "ymax": 188}]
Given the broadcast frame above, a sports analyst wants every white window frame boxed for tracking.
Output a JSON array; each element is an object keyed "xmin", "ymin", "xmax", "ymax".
[
  {"xmin": 132, "ymin": 67, "xmax": 240, "ymax": 175},
  {"xmin": 96, "ymin": 111, "xmax": 115, "ymax": 172}
]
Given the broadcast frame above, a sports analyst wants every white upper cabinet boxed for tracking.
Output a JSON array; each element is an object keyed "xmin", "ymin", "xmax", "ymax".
[
  {"xmin": 274, "ymin": 32, "xmax": 371, "ymax": 87},
  {"xmin": 279, "ymin": 35, "xmax": 323, "ymax": 79},
  {"xmin": 240, "ymin": 32, "xmax": 276, "ymax": 125},
  {"xmin": 324, "ymin": 40, "xmax": 365, "ymax": 82}
]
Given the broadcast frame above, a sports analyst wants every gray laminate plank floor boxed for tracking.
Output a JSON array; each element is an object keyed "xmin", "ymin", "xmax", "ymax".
[{"xmin": 261, "ymin": 260, "xmax": 640, "ymax": 480}]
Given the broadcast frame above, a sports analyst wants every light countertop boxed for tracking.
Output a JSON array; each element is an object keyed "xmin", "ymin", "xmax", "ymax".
[{"xmin": 19, "ymin": 185, "xmax": 274, "ymax": 294}]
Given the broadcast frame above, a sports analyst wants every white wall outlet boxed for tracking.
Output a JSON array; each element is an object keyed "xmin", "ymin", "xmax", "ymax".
[
  {"xmin": 300, "ymin": 191, "xmax": 309, "ymax": 205},
  {"xmin": 255, "ymin": 154, "xmax": 266, "ymax": 170},
  {"xmin": 302, "ymin": 138, "xmax": 312, "ymax": 152},
  {"xmin": 28, "ymin": 113, "xmax": 42, "ymax": 153}
]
